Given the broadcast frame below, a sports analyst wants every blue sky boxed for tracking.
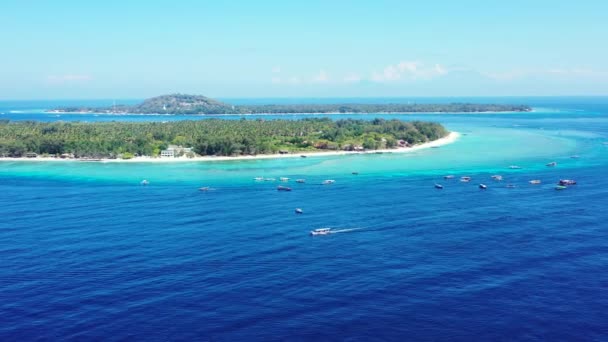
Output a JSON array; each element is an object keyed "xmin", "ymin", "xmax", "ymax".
[{"xmin": 1, "ymin": 0, "xmax": 607, "ymax": 99}]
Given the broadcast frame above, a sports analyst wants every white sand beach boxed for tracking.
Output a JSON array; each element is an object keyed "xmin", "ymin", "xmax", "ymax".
[{"xmin": 0, "ymin": 132, "xmax": 460, "ymax": 163}]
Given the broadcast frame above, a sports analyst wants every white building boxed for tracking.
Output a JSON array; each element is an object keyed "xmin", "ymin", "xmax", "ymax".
[
  {"xmin": 160, "ymin": 145, "xmax": 192, "ymax": 158},
  {"xmin": 160, "ymin": 149, "xmax": 175, "ymax": 158}
]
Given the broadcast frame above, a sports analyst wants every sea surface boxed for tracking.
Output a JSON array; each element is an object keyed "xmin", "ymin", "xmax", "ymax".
[{"xmin": 1, "ymin": 97, "xmax": 607, "ymax": 341}]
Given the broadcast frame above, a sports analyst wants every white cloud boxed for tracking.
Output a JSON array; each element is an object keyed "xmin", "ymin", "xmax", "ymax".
[
  {"xmin": 312, "ymin": 70, "xmax": 329, "ymax": 83},
  {"xmin": 271, "ymin": 76, "xmax": 282, "ymax": 84},
  {"xmin": 272, "ymin": 66, "xmax": 282, "ymax": 73},
  {"xmin": 46, "ymin": 74, "xmax": 92, "ymax": 83},
  {"xmin": 370, "ymin": 61, "xmax": 448, "ymax": 82},
  {"xmin": 288, "ymin": 76, "xmax": 301, "ymax": 84},
  {"xmin": 344, "ymin": 73, "xmax": 361, "ymax": 83}
]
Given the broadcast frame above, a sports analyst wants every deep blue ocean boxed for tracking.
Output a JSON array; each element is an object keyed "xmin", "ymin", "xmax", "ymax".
[{"xmin": 1, "ymin": 97, "xmax": 607, "ymax": 341}]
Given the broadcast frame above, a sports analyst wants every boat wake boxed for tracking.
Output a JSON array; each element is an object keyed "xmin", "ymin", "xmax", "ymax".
[{"xmin": 327, "ymin": 227, "xmax": 365, "ymax": 234}]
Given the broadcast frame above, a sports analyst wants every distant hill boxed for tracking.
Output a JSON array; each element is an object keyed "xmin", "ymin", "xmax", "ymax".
[
  {"xmin": 132, "ymin": 94, "xmax": 234, "ymax": 114},
  {"xmin": 48, "ymin": 94, "xmax": 532, "ymax": 114}
]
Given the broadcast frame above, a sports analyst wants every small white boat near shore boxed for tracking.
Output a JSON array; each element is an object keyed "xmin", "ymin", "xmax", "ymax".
[{"xmin": 322, "ymin": 180, "xmax": 335, "ymax": 185}]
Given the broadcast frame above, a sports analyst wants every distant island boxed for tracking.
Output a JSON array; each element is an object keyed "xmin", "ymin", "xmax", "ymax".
[
  {"xmin": 0, "ymin": 118, "xmax": 449, "ymax": 159},
  {"xmin": 47, "ymin": 94, "xmax": 532, "ymax": 115}
]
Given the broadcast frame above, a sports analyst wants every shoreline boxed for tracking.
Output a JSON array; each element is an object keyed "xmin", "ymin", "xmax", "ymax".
[
  {"xmin": 0, "ymin": 132, "xmax": 460, "ymax": 164},
  {"xmin": 39, "ymin": 110, "xmax": 530, "ymax": 116}
]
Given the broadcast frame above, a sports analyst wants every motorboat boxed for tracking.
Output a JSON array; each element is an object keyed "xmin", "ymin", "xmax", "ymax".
[
  {"xmin": 322, "ymin": 180, "xmax": 335, "ymax": 185},
  {"xmin": 198, "ymin": 187, "xmax": 210, "ymax": 191},
  {"xmin": 506, "ymin": 184, "xmax": 517, "ymax": 188},
  {"xmin": 508, "ymin": 165, "xmax": 522, "ymax": 169},
  {"xmin": 570, "ymin": 155, "xmax": 580, "ymax": 159},
  {"xmin": 555, "ymin": 185, "xmax": 567, "ymax": 190},
  {"xmin": 301, "ymin": 155, "xmax": 308, "ymax": 158},
  {"xmin": 254, "ymin": 177, "xmax": 264, "ymax": 181},
  {"xmin": 546, "ymin": 162, "xmax": 557, "ymax": 167},
  {"xmin": 140, "ymin": 180, "xmax": 149, "ymax": 186},
  {"xmin": 558, "ymin": 179, "xmax": 576, "ymax": 186},
  {"xmin": 491, "ymin": 175, "xmax": 503, "ymax": 181},
  {"xmin": 460, "ymin": 176, "xmax": 471, "ymax": 182},
  {"xmin": 295, "ymin": 208, "xmax": 303, "ymax": 214},
  {"xmin": 310, "ymin": 228, "xmax": 332, "ymax": 236},
  {"xmin": 529, "ymin": 180, "xmax": 541, "ymax": 184},
  {"xmin": 352, "ymin": 172, "xmax": 359, "ymax": 175},
  {"xmin": 434, "ymin": 183, "xmax": 444, "ymax": 189},
  {"xmin": 444, "ymin": 175, "xmax": 455, "ymax": 179},
  {"xmin": 479, "ymin": 184, "xmax": 487, "ymax": 189},
  {"xmin": 296, "ymin": 179, "xmax": 306, "ymax": 183},
  {"xmin": 280, "ymin": 177, "xmax": 290, "ymax": 182},
  {"xmin": 264, "ymin": 178, "xmax": 276, "ymax": 181},
  {"xmin": 277, "ymin": 185, "xmax": 292, "ymax": 191}
]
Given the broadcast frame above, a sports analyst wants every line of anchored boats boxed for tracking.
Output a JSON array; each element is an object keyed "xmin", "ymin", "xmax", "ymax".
[
  {"xmin": 253, "ymin": 176, "xmax": 337, "ymax": 191},
  {"xmin": 435, "ymin": 176, "xmax": 576, "ymax": 190},
  {"xmin": 436, "ymin": 161, "xmax": 578, "ymax": 190}
]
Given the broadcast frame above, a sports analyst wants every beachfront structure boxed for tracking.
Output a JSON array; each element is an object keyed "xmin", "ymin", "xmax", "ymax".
[
  {"xmin": 160, "ymin": 149, "xmax": 175, "ymax": 158},
  {"xmin": 160, "ymin": 145, "xmax": 193, "ymax": 158},
  {"xmin": 397, "ymin": 140, "xmax": 409, "ymax": 147}
]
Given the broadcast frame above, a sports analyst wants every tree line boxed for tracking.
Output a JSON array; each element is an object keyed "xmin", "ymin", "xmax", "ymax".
[{"xmin": 0, "ymin": 118, "xmax": 449, "ymax": 158}]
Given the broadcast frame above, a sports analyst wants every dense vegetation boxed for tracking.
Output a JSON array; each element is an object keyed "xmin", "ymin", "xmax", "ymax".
[
  {"xmin": 0, "ymin": 118, "xmax": 449, "ymax": 158},
  {"xmin": 49, "ymin": 94, "xmax": 531, "ymax": 114},
  {"xmin": 240, "ymin": 103, "xmax": 531, "ymax": 114}
]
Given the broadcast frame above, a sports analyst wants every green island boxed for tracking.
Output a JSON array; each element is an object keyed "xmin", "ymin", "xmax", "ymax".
[
  {"xmin": 0, "ymin": 118, "xmax": 448, "ymax": 159},
  {"xmin": 48, "ymin": 94, "xmax": 531, "ymax": 115}
]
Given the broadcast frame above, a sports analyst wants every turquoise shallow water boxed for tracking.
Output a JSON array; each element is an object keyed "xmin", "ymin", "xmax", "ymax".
[
  {"xmin": 1, "ymin": 98, "xmax": 608, "ymax": 340},
  {"xmin": 0, "ymin": 120, "xmax": 596, "ymax": 184}
]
